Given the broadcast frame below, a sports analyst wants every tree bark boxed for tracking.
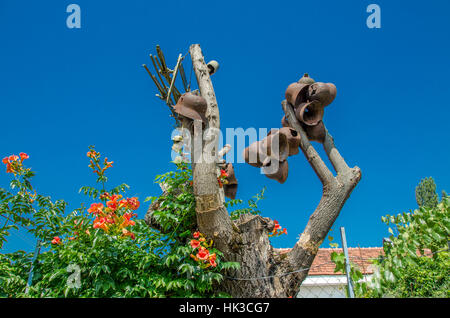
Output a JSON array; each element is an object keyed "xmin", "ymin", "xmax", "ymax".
[{"xmin": 185, "ymin": 44, "xmax": 361, "ymax": 297}]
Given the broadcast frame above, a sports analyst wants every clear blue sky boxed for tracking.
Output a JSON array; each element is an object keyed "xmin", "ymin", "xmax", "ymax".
[{"xmin": 1, "ymin": 0, "xmax": 449, "ymax": 253}]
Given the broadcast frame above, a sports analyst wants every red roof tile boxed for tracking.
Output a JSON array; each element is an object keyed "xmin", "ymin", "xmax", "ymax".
[
  {"xmin": 275, "ymin": 247, "xmax": 434, "ymax": 275},
  {"xmin": 275, "ymin": 247, "xmax": 384, "ymax": 275}
]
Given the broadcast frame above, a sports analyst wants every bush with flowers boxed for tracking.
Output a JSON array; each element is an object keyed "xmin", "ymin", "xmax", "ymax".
[
  {"xmin": 189, "ymin": 231, "xmax": 218, "ymax": 268},
  {"xmin": 268, "ymin": 220, "xmax": 287, "ymax": 237},
  {"xmin": 0, "ymin": 147, "xmax": 239, "ymax": 297}
]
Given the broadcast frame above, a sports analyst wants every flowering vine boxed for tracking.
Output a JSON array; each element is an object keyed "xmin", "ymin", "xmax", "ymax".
[
  {"xmin": 2, "ymin": 153, "xmax": 30, "ymax": 175},
  {"xmin": 189, "ymin": 231, "xmax": 218, "ymax": 268},
  {"xmin": 268, "ymin": 220, "xmax": 287, "ymax": 237},
  {"xmin": 84, "ymin": 147, "xmax": 139, "ymax": 240},
  {"xmin": 87, "ymin": 193, "xmax": 139, "ymax": 239},
  {"xmin": 217, "ymin": 169, "xmax": 228, "ymax": 188}
]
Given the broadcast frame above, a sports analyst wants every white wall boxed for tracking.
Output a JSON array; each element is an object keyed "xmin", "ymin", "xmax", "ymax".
[
  {"xmin": 296, "ymin": 275, "xmax": 373, "ymax": 298},
  {"xmin": 297, "ymin": 275, "xmax": 347, "ymax": 298}
]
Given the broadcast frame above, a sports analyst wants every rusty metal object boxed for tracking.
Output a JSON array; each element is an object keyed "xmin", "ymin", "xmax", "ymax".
[
  {"xmin": 298, "ymin": 73, "xmax": 315, "ymax": 85},
  {"xmin": 285, "ymin": 82, "xmax": 309, "ymax": 107},
  {"xmin": 282, "ymin": 127, "xmax": 301, "ymax": 156},
  {"xmin": 262, "ymin": 160, "xmax": 289, "ymax": 184},
  {"xmin": 261, "ymin": 130, "xmax": 289, "ymax": 163},
  {"xmin": 302, "ymin": 120, "xmax": 326, "ymax": 143},
  {"xmin": 269, "ymin": 127, "xmax": 300, "ymax": 156},
  {"xmin": 173, "ymin": 92, "xmax": 207, "ymax": 122},
  {"xmin": 224, "ymin": 163, "xmax": 238, "ymax": 185},
  {"xmin": 295, "ymin": 100, "xmax": 324, "ymax": 126},
  {"xmin": 207, "ymin": 60, "xmax": 220, "ymax": 75},
  {"xmin": 308, "ymin": 82, "xmax": 337, "ymax": 107},
  {"xmin": 224, "ymin": 184, "xmax": 238, "ymax": 199},
  {"xmin": 243, "ymin": 130, "xmax": 289, "ymax": 167},
  {"xmin": 243, "ymin": 141, "xmax": 266, "ymax": 167}
]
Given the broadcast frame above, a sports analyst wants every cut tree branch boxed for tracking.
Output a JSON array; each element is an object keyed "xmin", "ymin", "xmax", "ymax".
[
  {"xmin": 279, "ymin": 99, "xmax": 362, "ymax": 296},
  {"xmin": 146, "ymin": 44, "xmax": 362, "ymax": 297},
  {"xmin": 189, "ymin": 44, "xmax": 233, "ymax": 252},
  {"xmin": 282, "ymin": 100, "xmax": 334, "ymax": 184}
]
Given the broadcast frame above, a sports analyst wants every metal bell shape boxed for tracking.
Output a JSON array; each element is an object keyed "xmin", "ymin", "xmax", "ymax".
[
  {"xmin": 269, "ymin": 127, "xmax": 301, "ymax": 156},
  {"xmin": 207, "ymin": 60, "xmax": 220, "ymax": 75},
  {"xmin": 285, "ymin": 82, "xmax": 309, "ymax": 107},
  {"xmin": 260, "ymin": 129, "xmax": 289, "ymax": 163},
  {"xmin": 302, "ymin": 120, "xmax": 326, "ymax": 143},
  {"xmin": 307, "ymin": 82, "xmax": 337, "ymax": 107},
  {"xmin": 295, "ymin": 100, "xmax": 324, "ymax": 126},
  {"xmin": 243, "ymin": 141, "xmax": 267, "ymax": 168},
  {"xmin": 224, "ymin": 184, "xmax": 238, "ymax": 199},
  {"xmin": 224, "ymin": 163, "xmax": 237, "ymax": 185},
  {"xmin": 262, "ymin": 160, "xmax": 289, "ymax": 184},
  {"xmin": 173, "ymin": 92, "xmax": 208, "ymax": 122}
]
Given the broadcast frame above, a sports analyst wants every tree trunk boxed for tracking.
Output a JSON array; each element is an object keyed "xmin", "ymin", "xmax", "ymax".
[{"xmin": 187, "ymin": 44, "xmax": 361, "ymax": 298}]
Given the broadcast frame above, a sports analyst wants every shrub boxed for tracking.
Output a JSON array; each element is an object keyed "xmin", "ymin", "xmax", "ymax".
[{"xmin": 0, "ymin": 147, "xmax": 238, "ymax": 297}]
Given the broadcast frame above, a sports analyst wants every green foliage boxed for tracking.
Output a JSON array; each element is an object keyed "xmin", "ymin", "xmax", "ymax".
[
  {"xmin": 329, "ymin": 180, "xmax": 449, "ymax": 298},
  {"xmin": 379, "ymin": 252, "xmax": 449, "ymax": 297},
  {"xmin": 369, "ymin": 195, "xmax": 450, "ymax": 297},
  {"xmin": 0, "ymin": 251, "xmax": 33, "ymax": 297},
  {"xmin": 226, "ymin": 187, "xmax": 266, "ymax": 220},
  {"xmin": 415, "ymin": 177, "xmax": 439, "ymax": 209},
  {"xmin": 0, "ymin": 148, "xmax": 239, "ymax": 298}
]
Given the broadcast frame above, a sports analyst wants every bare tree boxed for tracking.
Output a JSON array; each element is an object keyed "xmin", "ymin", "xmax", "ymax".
[{"xmin": 145, "ymin": 44, "xmax": 361, "ymax": 297}]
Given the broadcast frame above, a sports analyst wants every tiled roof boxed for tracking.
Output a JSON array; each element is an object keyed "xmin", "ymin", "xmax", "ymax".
[
  {"xmin": 275, "ymin": 247, "xmax": 435, "ymax": 276},
  {"xmin": 310, "ymin": 247, "xmax": 383, "ymax": 275},
  {"xmin": 275, "ymin": 247, "xmax": 384, "ymax": 276}
]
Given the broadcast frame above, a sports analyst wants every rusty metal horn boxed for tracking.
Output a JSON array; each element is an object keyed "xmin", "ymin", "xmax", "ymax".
[
  {"xmin": 262, "ymin": 160, "xmax": 289, "ymax": 184},
  {"xmin": 243, "ymin": 141, "xmax": 267, "ymax": 168},
  {"xmin": 207, "ymin": 60, "xmax": 220, "ymax": 75},
  {"xmin": 295, "ymin": 101, "xmax": 324, "ymax": 126},
  {"xmin": 278, "ymin": 127, "xmax": 301, "ymax": 156},
  {"xmin": 224, "ymin": 163, "xmax": 238, "ymax": 185},
  {"xmin": 302, "ymin": 120, "xmax": 326, "ymax": 143},
  {"xmin": 223, "ymin": 184, "xmax": 238, "ymax": 199},
  {"xmin": 307, "ymin": 82, "xmax": 337, "ymax": 107},
  {"xmin": 262, "ymin": 129, "xmax": 289, "ymax": 162},
  {"xmin": 285, "ymin": 82, "xmax": 309, "ymax": 107}
]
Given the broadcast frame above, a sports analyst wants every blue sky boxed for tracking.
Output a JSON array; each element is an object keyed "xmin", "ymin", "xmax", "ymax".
[{"xmin": 0, "ymin": 0, "xmax": 449, "ymax": 253}]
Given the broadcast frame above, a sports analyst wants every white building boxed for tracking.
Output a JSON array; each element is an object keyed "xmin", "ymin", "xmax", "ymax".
[
  {"xmin": 297, "ymin": 247, "xmax": 383, "ymax": 298},
  {"xmin": 275, "ymin": 247, "xmax": 384, "ymax": 298}
]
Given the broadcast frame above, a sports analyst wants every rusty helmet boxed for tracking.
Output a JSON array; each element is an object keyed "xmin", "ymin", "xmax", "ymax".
[
  {"xmin": 302, "ymin": 120, "xmax": 326, "ymax": 143},
  {"xmin": 224, "ymin": 163, "xmax": 238, "ymax": 185},
  {"xmin": 285, "ymin": 82, "xmax": 309, "ymax": 107},
  {"xmin": 308, "ymin": 82, "xmax": 337, "ymax": 107},
  {"xmin": 295, "ymin": 100, "xmax": 324, "ymax": 126},
  {"xmin": 173, "ymin": 92, "xmax": 207, "ymax": 122},
  {"xmin": 269, "ymin": 127, "xmax": 300, "ymax": 156},
  {"xmin": 224, "ymin": 184, "xmax": 238, "ymax": 200},
  {"xmin": 262, "ymin": 159, "xmax": 289, "ymax": 184}
]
